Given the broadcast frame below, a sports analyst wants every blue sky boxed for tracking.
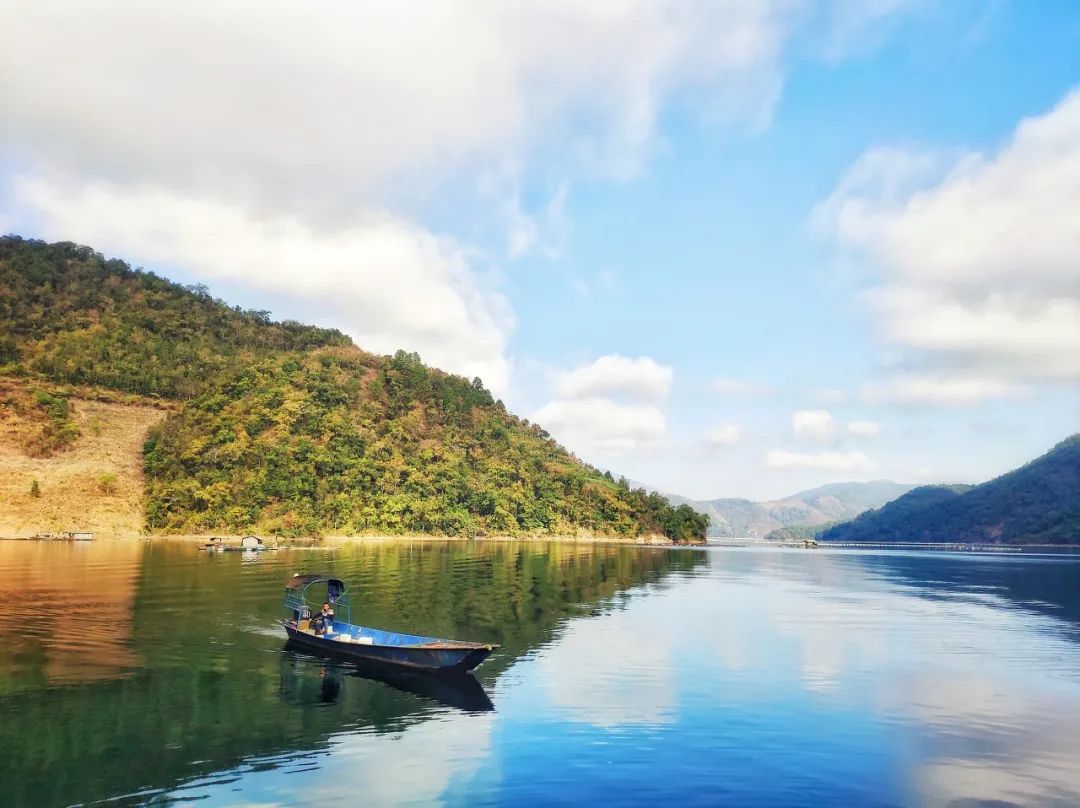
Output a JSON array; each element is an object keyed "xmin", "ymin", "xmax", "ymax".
[{"xmin": 2, "ymin": 1, "xmax": 1078, "ymax": 498}]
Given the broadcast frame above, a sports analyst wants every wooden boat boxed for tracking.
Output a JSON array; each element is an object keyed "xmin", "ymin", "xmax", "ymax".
[{"xmin": 280, "ymin": 573, "xmax": 498, "ymax": 675}]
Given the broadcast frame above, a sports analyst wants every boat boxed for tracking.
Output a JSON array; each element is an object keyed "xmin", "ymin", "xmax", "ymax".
[{"xmin": 280, "ymin": 573, "xmax": 499, "ymax": 675}]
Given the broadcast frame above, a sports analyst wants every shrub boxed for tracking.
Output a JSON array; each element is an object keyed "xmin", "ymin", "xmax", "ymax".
[
  {"xmin": 98, "ymin": 473, "xmax": 119, "ymax": 495},
  {"xmin": 23, "ymin": 389, "xmax": 80, "ymax": 456}
]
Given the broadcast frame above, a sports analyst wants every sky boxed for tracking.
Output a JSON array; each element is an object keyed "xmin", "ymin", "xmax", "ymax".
[{"xmin": 1, "ymin": 0, "xmax": 1078, "ymax": 500}]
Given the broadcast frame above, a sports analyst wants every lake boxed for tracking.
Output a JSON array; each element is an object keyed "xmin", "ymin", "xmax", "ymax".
[{"xmin": 2, "ymin": 540, "xmax": 1079, "ymax": 807}]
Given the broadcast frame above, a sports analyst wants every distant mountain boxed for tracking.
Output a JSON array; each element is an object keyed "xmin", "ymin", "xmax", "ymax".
[
  {"xmin": 821, "ymin": 436, "xmax": 1080, "ymax": 545},
  {"xmin": 763, "ymin": 521, "xmax": 845, "ymax": 542},
  {"xmin": 671, "ymin": 480, "xmax": 916, "ymax": 538}
]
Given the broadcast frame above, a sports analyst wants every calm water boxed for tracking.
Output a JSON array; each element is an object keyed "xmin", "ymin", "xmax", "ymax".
[{"xmin": 2, "ymin": 541, "xmax": 1079, "ymax": 808}]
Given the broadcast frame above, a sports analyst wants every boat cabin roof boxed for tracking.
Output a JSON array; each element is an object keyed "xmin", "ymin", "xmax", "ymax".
[
  {"xmin": 284, "ymin": 573, "xmax": 349, "ymax": 606},
  {"xmin": 285, "ymin": 573, "xmax": 342, "ymax": 590}
]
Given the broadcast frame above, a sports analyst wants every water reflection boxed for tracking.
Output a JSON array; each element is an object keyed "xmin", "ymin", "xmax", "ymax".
[
  {"xmin": 855, "ymin": 549, "xmax": 1080, "ymax": 627},
  {"xmin": 697, "ymin": 549, "xmax": 1080, "ymax": 807},
  {"xmin": 2, "ymin": 541, "xmax": 1079, "ymax": 806},
  {"xmin": 538, "ymin": 597, "xmax": 676, "ymax": 728},
  {"xmin": 281, "ymin": 647, "xmax": 495, "ymax": 712},
  {"xmin": 0, "ymin": 539, "xmax": 699, "ymax": 807},
  {"xmin": 0, "ymin": 540, "xmax": 141, "ymax": 692}
]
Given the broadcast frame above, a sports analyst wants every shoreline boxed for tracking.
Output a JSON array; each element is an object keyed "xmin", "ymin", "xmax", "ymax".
[
  {"xmin": 175, "ymin": 532, "xmax": 698, "ymax": 548},
  {"xmin": 3, "ymin": 531, "xmax": 1074, "ymax": 550},
  {"xmin": 0, "ymin": 531, "xmax": 700, "ymax": 549}
]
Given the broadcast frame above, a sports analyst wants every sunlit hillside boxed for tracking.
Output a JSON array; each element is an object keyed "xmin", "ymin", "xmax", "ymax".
[
  {"xmin": 0, "ymin": 237, "xmax": 706, "ymax": 541},
  {"xmin": 0, "ymin": 378, "xmax": 168, "ymax": 536}
]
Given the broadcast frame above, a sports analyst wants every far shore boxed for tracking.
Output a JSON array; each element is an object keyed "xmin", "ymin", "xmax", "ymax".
[
  {"xmin": 181, "ymin": 532, "xmax": 696, "ymax": 548},
  {"xmin": 0, "ymin": 531, "xmax": 700, "ymax": 548},
  {"xmin": 4, "ymin": 531, "xmax": 1075, "ymax": 550}
]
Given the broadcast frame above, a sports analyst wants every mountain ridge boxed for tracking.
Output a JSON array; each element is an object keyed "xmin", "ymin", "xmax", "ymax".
[
  {"xmin": 821, "ymin": 437, "xmax": 1080, "ymax": 544},
  {"xmin": 669, "ymin": 480, "xmax": 916, "ymax": 538}
]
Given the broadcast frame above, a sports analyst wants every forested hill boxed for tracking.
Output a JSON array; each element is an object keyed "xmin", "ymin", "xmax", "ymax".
[
  {"xmin": 0, "ymin": 237, "xmax": 350, "ymax": 398},
  {"xmin": 0, "ymin": 236, "xmax": 707, "ymax": 540},
  {"xmin": 820, "ymin": 436, "xmax": 1080, "ymax": 545}
]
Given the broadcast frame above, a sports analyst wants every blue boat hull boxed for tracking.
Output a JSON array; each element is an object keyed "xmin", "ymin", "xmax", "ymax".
[{"xmin": 281, "ymin": 621, "xmax": 496, "ymax": 674}]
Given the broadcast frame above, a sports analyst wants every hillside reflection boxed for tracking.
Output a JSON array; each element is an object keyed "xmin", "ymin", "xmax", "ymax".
[
  {"xmin": 0, "ymin": 539, "xmax": 704, "ymax": 808},
  {"xmin": 0, "ymin": 540, "xmax": 141, "ymax": 692},
  {"xmin": 7, "ymin": 541, "xmax": 1075, "ymax": 808}
]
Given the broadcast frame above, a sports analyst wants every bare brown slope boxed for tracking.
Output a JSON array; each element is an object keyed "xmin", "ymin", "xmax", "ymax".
[{"xmin": 0, "ymin": 380, "xmax": 169, "ymax": 536}]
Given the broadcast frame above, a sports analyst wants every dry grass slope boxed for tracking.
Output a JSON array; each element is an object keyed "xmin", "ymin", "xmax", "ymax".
[{"xmin": 0, "ymin": 380, "xmax": 168, "ymax": 536}]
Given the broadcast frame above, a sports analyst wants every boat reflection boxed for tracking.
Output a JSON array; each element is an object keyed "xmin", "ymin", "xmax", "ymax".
[{"xmin": 281, "ymin": 644, "xmax": 495, "ymax": 713}]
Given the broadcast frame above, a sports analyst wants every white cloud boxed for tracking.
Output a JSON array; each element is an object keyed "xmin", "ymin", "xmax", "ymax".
[
  {"xmin": 812, "ymin": 144, "xmax": 957, "ymax": 240},
  {"xmin": 866, "ymin": 287, "xmax": 1080, "ymax": 381},
  {"xmin": 15, "ymin": 177, "xmax": 514, "ymax": 393},
  {"xmin": 792, "ymin": 409, "xmax": 836, "ymax": 443},
  {"xmin": 535, "ymin": 354, "xmax": 673, "ymax": 458},
  {"xmin": 846, "ymin": 419, "xmax": 881, "ymax": 438},
  {"xmin": 0, "ymin": 1, "xmax": 808, "ymax": 203},
  {"xmin": 531, "ymin": 397, "xmax": 666, "ymax": 455},
  {"xmin": 861, "ymin": 374, "xmax": 1026, "ymax": 407},
  {"xmin": 765, "ymin": 450, "xmax": 875, "ymax": 472},
  {"xmin": 839, "ymin": 96, "xmax": 1080, "ymax": 291},
  {"xmin": 555, "ymin": 355, "xmax": 673, "ymax": 403},
  {"xmin": 3, "ymin": 1, "xmax": 926, "ymax": 401},
  {"xmin": 711, "ymin": 377, "xmax": 776, "ymax": 396},
  {"xmin": 705, "ymin": 423, "xmax": 743, "ymax": 447},
  {"xmin": 817, "ymin": 90, "xmax": 1080, "ymax": 385},
  {"xmin": 815, "ymin": 0, "xmax": 932, "ymax": 59}
]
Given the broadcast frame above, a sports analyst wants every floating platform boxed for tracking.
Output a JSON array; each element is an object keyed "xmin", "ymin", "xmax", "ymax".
[{"xmin": 200, "ymin": 535, "xmax": 276, "ymax": 552}]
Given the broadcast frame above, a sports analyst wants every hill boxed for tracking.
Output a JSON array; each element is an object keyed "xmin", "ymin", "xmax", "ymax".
[
  {"xmin": 0, "ymin": 237, "xmax": 349, "ymax": 399},
  {"xmin": 671, "ymin": 480, "xmax": 915, "ymax": 538},
  {"xmin": 0, "ymin": 236, "xmax": 707, "ymax": 541},
  {"xmin": 763, "ymin": 521, "xmax": 842, "ymax": 542},
  {"xmin": 820, "ymin": 437, "xmax": 1080, "ymax": 544}
]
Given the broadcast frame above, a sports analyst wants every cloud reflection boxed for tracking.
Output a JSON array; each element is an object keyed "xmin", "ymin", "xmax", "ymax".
[
  {"xmin": 537, "ymin": 602, "xmax": 676, "ymax": 728},
  {"xmin": 703, "ymin": 549, "xmax": 1080, "ymax": 806}
]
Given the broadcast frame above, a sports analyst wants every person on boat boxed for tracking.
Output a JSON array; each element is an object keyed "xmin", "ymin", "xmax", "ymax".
[{"xmin": 311, "ymin": 602, "xmax": 334, "ymax": 635}]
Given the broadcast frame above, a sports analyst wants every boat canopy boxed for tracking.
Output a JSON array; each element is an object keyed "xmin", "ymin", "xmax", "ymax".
[
  {"xmin": 284, "ymin": 574, "xmax": 351, "ymax": 623},
  {"xmin": 286, "ymin": 573, "xmax": 348, "ymax": 603}
]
